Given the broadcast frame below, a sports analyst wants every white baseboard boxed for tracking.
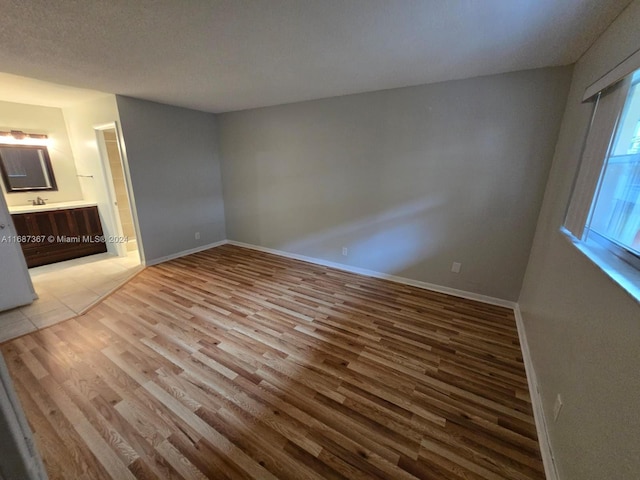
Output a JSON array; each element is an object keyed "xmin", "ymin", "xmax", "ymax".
[
  {"xmin": 226, "ymin": 240, "xmax": 516, "ymax": 309},
  {"xmin": 514, "ymin": 306, "xmax": 558, "ymax": 480},
  {"xmin": 144, "ymin": 240, "xmax": 228, "ymax": 267}
]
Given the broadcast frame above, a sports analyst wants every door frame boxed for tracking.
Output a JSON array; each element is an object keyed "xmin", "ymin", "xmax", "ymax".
[
  {"xmin": 0, "ymin": 354, "xmax": 47, "ymax": 479},
  {"xmin": 94, "ymin": 122, "xmax": 144, "ymax": 263}
]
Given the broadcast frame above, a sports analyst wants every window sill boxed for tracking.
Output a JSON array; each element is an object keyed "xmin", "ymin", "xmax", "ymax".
[{"xmin": 561, "ymin": 227, "xmax": 640, "ymax": 304}]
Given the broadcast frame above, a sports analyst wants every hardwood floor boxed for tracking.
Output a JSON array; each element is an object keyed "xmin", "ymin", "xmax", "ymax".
[{"xmin": 1, "ymin": 244, "xmax": 544, "ymax": 479}]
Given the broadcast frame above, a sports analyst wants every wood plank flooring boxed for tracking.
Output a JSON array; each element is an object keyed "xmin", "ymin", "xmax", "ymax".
[{"xmin": 1, "ymin": 244, "xmax": 545, "ymax": 479}]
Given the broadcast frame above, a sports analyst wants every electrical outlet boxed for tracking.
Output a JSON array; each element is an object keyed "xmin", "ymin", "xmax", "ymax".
[
  {"xmin": 342, "ymin": 247, "xmax": 348, "ymax": 256},
  {"xmin": 451, "ymin": 262, "xmax": 462, "ymax": 273},
  {"xmin": 195, "ymin": 232, "xmax": 200, "ymax": 240},
  {"xmin": 553, "ymin": 394, "xmax": 563, "ymax": 421}
]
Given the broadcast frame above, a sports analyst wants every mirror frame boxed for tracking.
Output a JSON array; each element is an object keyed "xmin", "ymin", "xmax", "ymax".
[{"xmin": 0, "ymin": 144, "xmax": 58, "ymax": 193}]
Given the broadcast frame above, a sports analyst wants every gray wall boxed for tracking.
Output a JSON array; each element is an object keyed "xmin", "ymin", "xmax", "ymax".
[
  {"xmin": 116, "ymin": 96, "xmax": 226, "ymax": 264},
  {"xmin": 219, "ymin": 67, "xmax": 572, "ymax": 301},
  {"xmin": 518, "ymin": 2, "xmax": 640, "ymax": 479}
]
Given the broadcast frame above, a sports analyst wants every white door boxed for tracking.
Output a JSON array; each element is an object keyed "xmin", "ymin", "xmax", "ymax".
[{"xmin": 0, "ymin": 195, "xmax": 35, "ymax": 312}]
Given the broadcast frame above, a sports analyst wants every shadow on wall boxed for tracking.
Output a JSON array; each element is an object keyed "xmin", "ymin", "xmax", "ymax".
[
  {"xmin": 244, "ymin": 185, "xmax": 523, "ymax": 300},
  {"xmin": 280, "ymin": 196, "xmax": 446, "ymax": 274}
]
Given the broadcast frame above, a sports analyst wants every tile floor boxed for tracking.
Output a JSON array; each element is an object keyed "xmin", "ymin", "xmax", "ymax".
[{"xmin": 0, "ymin": 250, "xmax": 142, "ymax": 343}]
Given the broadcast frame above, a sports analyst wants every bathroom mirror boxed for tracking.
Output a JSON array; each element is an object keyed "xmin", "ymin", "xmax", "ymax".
[{"xmin": 0, "ymin": 145, "xmax": 57, "ymax": 192}]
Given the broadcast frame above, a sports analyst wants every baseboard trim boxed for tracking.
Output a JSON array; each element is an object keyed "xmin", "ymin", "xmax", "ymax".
[
  {"xmin": 514, "ymin": 305, "xmax": 558, "ymax": 480},
  {"xmin": 145, "ymin": 240, "xmax": 228, "ymax": 267},
  {"xmin": 226, "ymin": 240, "xmax": 516, "ymax": 309}
]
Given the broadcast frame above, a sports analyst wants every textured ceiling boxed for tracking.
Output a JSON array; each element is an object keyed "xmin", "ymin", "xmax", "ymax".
[{"xmin": 0, "ymin": 0, "xmax": 632, "ymax": 113}]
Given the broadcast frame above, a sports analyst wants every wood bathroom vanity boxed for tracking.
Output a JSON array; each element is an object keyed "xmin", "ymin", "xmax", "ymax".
[{"xmin": 10, "ymin": 202, "xmax": 107, "ymax": 268}]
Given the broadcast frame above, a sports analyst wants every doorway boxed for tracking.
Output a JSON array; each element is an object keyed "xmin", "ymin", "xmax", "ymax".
[
  {"xmin": 99, "ymin": 127, "xmax": 139, "ymax": 257},
  {"xmin": 0, "ymin": 122, "xmax": 144, "ymax": 339}
]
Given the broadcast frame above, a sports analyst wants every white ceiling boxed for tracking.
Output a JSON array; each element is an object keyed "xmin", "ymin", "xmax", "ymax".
[
  {"xmin": 0, "ymin": 0, "xmax": 632, "ymax": 113},
  {"xmin": 0, "ymin": 73, "xmax": 108, "ymax": 108}
]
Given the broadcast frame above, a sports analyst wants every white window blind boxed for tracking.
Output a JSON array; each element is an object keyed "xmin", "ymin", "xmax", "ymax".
[{"xmin": 564, "ymin": 77, "xmax": 631, "ymax": 239}]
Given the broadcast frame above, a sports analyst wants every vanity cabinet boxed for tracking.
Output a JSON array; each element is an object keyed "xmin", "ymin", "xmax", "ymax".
[{"xmin": 11, "ymin": 206, "xmax": 107, "ymax": 267}]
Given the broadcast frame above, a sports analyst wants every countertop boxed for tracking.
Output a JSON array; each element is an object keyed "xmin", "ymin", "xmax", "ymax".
[{"xmin": 8, "ymin": 200, "xmax": 98, "ymax": 214}]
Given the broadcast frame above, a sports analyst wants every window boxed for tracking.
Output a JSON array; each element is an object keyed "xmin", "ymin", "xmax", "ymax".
[
  {"xmin": 564, "ymin": 54, "xmax": 640, "ymax": 299},
  {"xmin": 587, "ymin": 71, "xmax": 640, "ymax": 268}
]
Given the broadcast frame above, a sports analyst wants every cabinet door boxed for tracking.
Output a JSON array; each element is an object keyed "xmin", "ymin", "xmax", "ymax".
[
  {"xmin": 70, "ymin": 207, "xmax": 105, "ymax": 237},
  {"xmin": 11, "ymin": 214, "xmax": 29, "ymax": 237},
  {"xmin": 28, "ymin": 212, "xmax": 56, "ymax": 238},
  {"xmin": 86, "ymin": 207, "xmax": 105, "ymax": 236},
  {"xmin": 51, "ymin": 210, "xmax": 75, "ymax": 237}
]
